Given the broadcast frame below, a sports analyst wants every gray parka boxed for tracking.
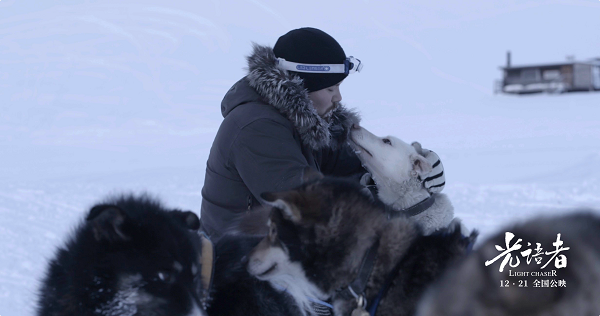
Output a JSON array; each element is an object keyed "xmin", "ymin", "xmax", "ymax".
[{"xmin": 200, "ymin": 44, "xmax": 365, "ymax": 240}]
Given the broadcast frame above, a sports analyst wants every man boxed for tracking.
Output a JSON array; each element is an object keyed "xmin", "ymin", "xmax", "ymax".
[{"xmin": 200, "ymin": 27, "xmax": 444, "ymax": 241}]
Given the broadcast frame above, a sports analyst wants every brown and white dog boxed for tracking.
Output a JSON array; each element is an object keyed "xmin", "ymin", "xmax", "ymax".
[{"xmin": 246, "ymin": 177, "xmax": 476, "ymax": 316}]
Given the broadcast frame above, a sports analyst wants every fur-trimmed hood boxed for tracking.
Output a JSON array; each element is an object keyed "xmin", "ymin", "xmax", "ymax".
[{"xmin": 238, "ymin": 43, "xmax": 360, "ymax": 150}]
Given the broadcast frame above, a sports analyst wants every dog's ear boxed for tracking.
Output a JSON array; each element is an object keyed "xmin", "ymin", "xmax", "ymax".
[
  {"xmin": 261, "ymin": 191, "xmax": 303, "ymax": 223},
  {"xmin": 87, "ymin": 204, "xmax": 131, "ymax": 242},
  {"xmin": 171, "ymin": 210, "xmax": 201, "ymax": 231},
  {"xmin": 410, "ymin": 154, "xmax": 432, "ymax": 175}
]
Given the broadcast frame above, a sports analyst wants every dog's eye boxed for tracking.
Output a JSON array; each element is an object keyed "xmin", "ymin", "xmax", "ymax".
[
  {"xmin": 269, "ymin": 225, "xmax": 277, "ymax": 237},
  {"xmin": 382, "ymin": 138, "xmax": 392, "ymax": 145}
]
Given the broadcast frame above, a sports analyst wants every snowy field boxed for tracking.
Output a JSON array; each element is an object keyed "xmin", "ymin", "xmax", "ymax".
[{"xmin": 1, "ymin": 0, "xmax": 600, "ymax": 315}]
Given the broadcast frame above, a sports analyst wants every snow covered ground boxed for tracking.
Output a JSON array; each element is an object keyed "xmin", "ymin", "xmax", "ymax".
[{"xmin": 1, "ymin": 0, "xmax": 599, "ymax": 315}]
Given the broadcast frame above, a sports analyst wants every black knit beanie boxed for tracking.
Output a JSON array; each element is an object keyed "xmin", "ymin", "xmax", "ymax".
[{"xmin": 273, "ymin": 27, "xmax": 348, "ymax": 92}]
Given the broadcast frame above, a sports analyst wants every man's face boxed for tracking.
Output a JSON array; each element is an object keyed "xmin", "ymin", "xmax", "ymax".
[{"xmin": 308, "ymin": 81, "xmax": 343, "ymax": 117}]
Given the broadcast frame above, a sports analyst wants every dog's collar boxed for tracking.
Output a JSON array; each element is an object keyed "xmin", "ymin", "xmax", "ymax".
[
  {"xmin": 388, "ymin": 194, "xmax": 436, "ymax": 218},
  {"xmin": 337, "ymin": 239, "xmax": 380, "ymax": 303},
  {"xmin": 199, "ymin": 233, "xmax": 215, "ymax": 308}
]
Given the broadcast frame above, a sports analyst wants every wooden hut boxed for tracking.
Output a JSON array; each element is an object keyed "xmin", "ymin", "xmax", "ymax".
[{"xmin": 498, "ymin": 52, "xmax": 600, "ymax": 94}]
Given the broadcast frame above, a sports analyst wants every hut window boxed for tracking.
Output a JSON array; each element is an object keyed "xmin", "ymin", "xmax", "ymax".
[
  {"xmin": 543, "ymin": 69, "xmax": 561, "ymax": 80},
  {"xmin": 521, "ymin": 69, "xmax": 540, "ymax": 81},
  {"xmin": 506, "ymin": 70, "xmax": 520, "ymax": 79}
]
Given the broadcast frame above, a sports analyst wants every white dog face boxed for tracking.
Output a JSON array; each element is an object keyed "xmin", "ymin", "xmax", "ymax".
[
  {"xmin": 247, "ymin": 216, "xmax": 327, "ymax": 313},
  {"xmin": 349, "ymin": 125, "xmax": 431, "ymax": 184},
  {"xmin": 246, "ymin": 221, "xmax": 291, "ymax": 281}
]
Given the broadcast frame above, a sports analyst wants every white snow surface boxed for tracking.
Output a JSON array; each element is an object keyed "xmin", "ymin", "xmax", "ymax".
[{"xmin": 1, "ymin": 0, "xmax": 600, "ymax": 315}]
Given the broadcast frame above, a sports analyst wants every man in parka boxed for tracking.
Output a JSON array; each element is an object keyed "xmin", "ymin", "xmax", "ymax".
[{"xmin": 200, "ymin": 28, "xmax": 444, "ymax": 241}]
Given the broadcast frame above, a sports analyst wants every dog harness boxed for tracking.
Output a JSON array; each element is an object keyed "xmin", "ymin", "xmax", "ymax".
[{"xmin": 336, "ymin": 239, "xmax": 381, "ymax": 315}]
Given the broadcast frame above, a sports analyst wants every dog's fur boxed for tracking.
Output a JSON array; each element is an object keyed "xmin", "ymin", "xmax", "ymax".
[
  {"xmin": 247, "ymin": 177, "xmax": 476, "ymax": 316},
  {"xmin": 206, "ymin": 234, "xmax": 304, "ymax": 316},
  {"xmin": 416, "ymin": 212, "xmax": 600, "ymax": 316},
  {"xmin": 349, "ymin": 125, "xmax": 455, "ymax": 235},
  {"xmin": 37, "ymin": 194, "xmax": 207, "ymax": 316}
]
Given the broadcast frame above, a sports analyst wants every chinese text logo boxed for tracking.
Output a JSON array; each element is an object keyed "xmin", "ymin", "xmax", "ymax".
[{"xmin": 485, "ymin": 232, "xmax": 570, "ymax": 272}]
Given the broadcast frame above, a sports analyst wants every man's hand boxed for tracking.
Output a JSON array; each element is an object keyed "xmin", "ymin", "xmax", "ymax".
[{"xmin": 412, "ymin": 142, "xmax": 445, "ymax": 194}]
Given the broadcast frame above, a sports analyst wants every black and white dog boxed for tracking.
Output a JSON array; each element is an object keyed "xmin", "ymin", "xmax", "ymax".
[
  {"xmin": 246, "ymin": 177, "xmax": 476, "ymax": 316},
  {"xmin": 206, "ymin": 234, "xmax": 306, "ymax": 316},
  {"xmin": 37, "ymin": 194, "xmax": 208, "ymax": 316}
]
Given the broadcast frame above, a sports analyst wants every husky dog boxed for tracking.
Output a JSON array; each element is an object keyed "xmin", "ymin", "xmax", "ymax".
[
  {"xmin": 416, "ymin": 212, "xmax": 600, "ymax": 316},
  {"xmin": 349, "ymin": 125, "xmax": 456, "ymax": 235},
  {"xmin": 206, "ymin": 234, "xmax": 305, "ymax": 316},
  {"xmin": 37, "ymin": 194, "xmax": 208, "ymax": 316},
  {"xmin": 247, "ymin": 177, "xmax": 476, "ymax": 316}
]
